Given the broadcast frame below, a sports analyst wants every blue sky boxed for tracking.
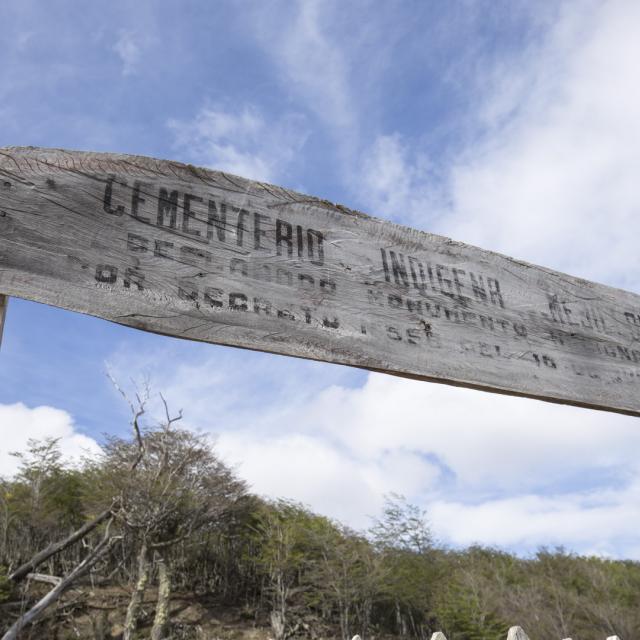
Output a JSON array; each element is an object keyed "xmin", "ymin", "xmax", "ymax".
[{"xmin": 2, "ymin": 0, "xmax": 640, "ymax": 558}]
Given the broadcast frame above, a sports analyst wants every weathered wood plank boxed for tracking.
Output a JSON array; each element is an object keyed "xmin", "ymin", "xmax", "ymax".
[{"xmin": 1, "ymin": 147, "xmax": 639, "ymax": 416}]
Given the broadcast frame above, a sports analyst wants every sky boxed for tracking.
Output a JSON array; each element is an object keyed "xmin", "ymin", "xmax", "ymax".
[{"xmin": 1, "ymin": 0, "xmax": 640, "ymax": 559}]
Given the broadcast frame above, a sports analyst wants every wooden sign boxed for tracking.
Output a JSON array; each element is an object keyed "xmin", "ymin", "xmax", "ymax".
[{"xmin": 1, "ymin": 147, "xmax": 639, "ymax": 416}]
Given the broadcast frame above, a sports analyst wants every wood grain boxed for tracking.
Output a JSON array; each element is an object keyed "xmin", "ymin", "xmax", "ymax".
[{"xmin": 1, "ymin": 147, "xmax": 639, "ymax": 416}]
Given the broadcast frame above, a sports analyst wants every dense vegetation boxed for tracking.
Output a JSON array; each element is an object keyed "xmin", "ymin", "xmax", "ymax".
[{"xmin": 1, "ymin": 403, "xmax": 638, "ymax": 639}]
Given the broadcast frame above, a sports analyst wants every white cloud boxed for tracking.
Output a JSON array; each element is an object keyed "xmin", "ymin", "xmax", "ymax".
[
  {"xmin": 217, "ymin": 429, "xmax": 441, "ymax": 528},
  {"xmin": 248, "ymin": 0, "xmax": 402, "ymax": 171},
  {"xmin": 216, "ymin": 372, "xmax": 640, "ymax": 554},
  {"xmin": 301, "ymin": 375, "xmax": 640, "ymax": 493},
  {"xmin": 167, "ymin": 104, "xmax": 308, "ymax": 183},
  {"xmin": 251, "ymin": 0, "xmax": 356, "ymax": 135},
  {"xmin": 357, "ymin": 134, "xmax": 442, "ymax": 222},
  {"xmin": 113, "ymin": 29, "xmax": 154, "ymax": 76},
  {"xmin": 107, "ymin": 340, "xmax": 640, "ymax": 556},
  {"xmin": 443, "ymin": 1, "xmax": 640, "ymax": 291},
  {"xmin": 431, "ymin": 482, "xmax": 640, "ymax": 558},
  {"xmin": 0, "ymin": 403, "xmax": 100, "ymax": 477}
]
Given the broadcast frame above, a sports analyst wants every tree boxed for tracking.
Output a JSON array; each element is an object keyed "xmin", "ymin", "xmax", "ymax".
[
  {"xmin": 369, "ymin": 494, "xmax": 437, "ymax": 637},
  {"xmin": 312, "ymin": 524, "xmax": 384, "ymax": 640},
  {"xmin": 1, "ymin": 438, "xmax": 88, "ymax": 577},
  {"xmin": 370, "ymin": 493, "xmax": 432, "ymax": 555},
  {"xmin": 87, "ymin": 396, "xmax": 247, "ymax": 640},
  {"xmin": 251, "ymin": 500, "xmax": 318, "ymax": 639}
]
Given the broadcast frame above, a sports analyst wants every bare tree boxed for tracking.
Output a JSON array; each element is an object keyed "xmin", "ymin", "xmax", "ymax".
[{"xmin": 87, "ymin": 393, "xmax": 247, "ymax": 640}]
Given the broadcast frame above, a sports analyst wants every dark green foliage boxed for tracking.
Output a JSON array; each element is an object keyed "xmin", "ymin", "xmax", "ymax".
[
  {"xmin": 435, "ymin": 582, "xmax": 509, "ymax": 640},
  {"xmin": 1, "ymin": 438, "xmax": 89, "ymax": 576}
]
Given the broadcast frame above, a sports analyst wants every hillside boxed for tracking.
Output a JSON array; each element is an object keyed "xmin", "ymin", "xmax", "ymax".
[{"xmin": 1, "ymin": 424, "xmax": 639, "ymax": 639}]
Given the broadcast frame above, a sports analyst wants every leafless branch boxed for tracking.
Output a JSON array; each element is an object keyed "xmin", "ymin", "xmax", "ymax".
[{"xmin": 106, "ymin": 371, "xmax": 148, "ymax": 472}]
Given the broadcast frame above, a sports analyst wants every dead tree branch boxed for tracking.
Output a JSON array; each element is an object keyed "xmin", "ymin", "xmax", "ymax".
[
  {"xmin": 9, "ymin": 507, "xmax": 113, "ymax": 582},
  {"xmin": 107, "ymin": 371, "xmax": 148, "ymax": 472},
  {"xmin": 2, "ymin": 520, "xmax": 118, "ymax": 640}
]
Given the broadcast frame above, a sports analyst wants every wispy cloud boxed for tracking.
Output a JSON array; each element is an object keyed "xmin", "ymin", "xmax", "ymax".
[
  {"xmin": 349, "ymin": 1, "xmax": 640, "ymax": 293},
  {"xmin": 248, "ymin": 0, "xmax": 402, "ymax": 172},
  {"xmin": 247, "ymin": 0, "xmax": 640, "ymax": 296},
  {"xmin": 439, "ymin": 0, "xmax": 640, "ymax": 292},
  {"xmin": 167, "ymin": 104, "xmax": 308, "ymax": 184},
  {"xmin": 113, "ymin": 29, "xmax": 154, "ymax": 76},
  {"xmin": 356, "ymin": 134, "xmax": 442, "ymax": 222},
  {"xmin": 251, "ymin": 0, "xmax": 356, "ymax": 133}
]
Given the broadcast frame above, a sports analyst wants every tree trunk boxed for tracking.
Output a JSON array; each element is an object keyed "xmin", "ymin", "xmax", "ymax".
[
  {"xmin": 150, "ymin": 553, "xmax": 171, "ymax": 640},
  {"xmin": 270, "ymin": 570, "xmax": 287, "ymax": 640},
  {"xmin": 1, "ymin": 533, "xmax": 114, "ymax": 640},
  {"xmin": 270, "ymin": 610, "xmax": 285, "ymax": 640},
  {"xmin": 123, "ymin": 542, "xmax": 150, "ymax": 640}
]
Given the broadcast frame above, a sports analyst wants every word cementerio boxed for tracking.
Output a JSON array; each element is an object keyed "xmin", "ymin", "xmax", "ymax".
[{"xmin": 103, "ymin": 177, "xmax": 326, "ymax": 266}]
